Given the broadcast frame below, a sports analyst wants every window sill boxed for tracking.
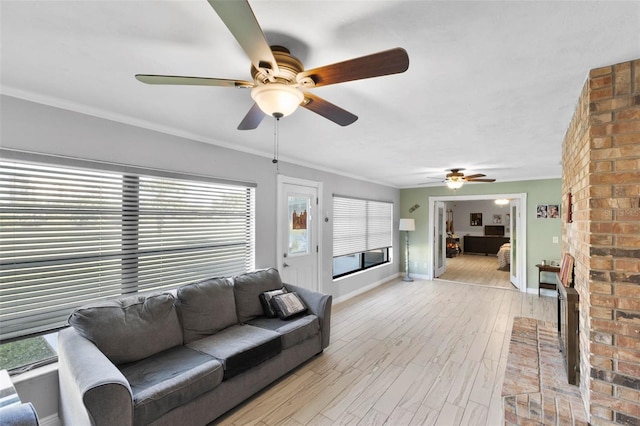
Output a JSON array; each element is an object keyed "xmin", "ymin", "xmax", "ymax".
[
  {"xmin": 11, "ymin": 362, "xmax": 58, "ymax": 385},
  {"xmin": 332, "ymin": 262, "xmax": 390, "ymax": 282}
]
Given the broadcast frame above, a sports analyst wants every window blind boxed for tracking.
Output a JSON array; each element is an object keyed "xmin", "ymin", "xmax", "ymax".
[
  {"xmin": 333, "ymin": 196, "xmax": 392, "ymax": 257},
  {"xmin": 0, "ymin": 159, "xmax": 255, "ymax": 342}
]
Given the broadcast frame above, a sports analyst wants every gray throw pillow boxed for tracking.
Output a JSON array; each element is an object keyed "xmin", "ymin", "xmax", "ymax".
[
  {"xmin": 233, "ymin": 268, "xmax": 283, "ymax": 323},
  {"xmin": 68, "ymin": 293, "xmax": 183, "ymax": 365},
  {"xmin": 176, "ymin": 277, "xmax": 238, "ymax": 343}
]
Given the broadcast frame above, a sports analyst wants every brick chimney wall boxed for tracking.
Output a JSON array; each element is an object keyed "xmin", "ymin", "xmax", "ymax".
[{"xmin": 562, "ymin": 59, "xmax": 640, "ymax": 425}]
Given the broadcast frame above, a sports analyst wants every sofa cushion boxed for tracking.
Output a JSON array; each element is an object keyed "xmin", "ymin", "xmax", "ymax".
[
  {"xmin": 186, "ymin": 324, "xmax": 282, "ymax": 379},
  {"xmin": 270, "ymin": 292, "xmax": 308, "ymax": 320},
  {"xmin": 234, "ymin": 268, "xmax": 283, "ymax": 323},
  {"xmin": 259, "ymin": 287, "xmax": 288, "ymax": 318},
  {"xmin": 176, "ymin": 277, "xmax": 237, "ymax": 344},
  {"xmin": 68, "ymin": 293, "xmax": 183, "ymax": 365},
  {"xmin": 119, "ymin": 345, "xmax": 223, "ymax": 426},
  {"xmin": 247, "ymin": 314, "xmax": 320, "ymax": 349}
]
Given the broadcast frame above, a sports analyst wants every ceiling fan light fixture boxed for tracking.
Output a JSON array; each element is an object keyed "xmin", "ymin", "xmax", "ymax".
[
  {"xmin": 446, "ymin": 180, "xmax": 464, "ymax": 189},
  {"xmin": 251, "ymin": 84, "xmax": 304, "ymax": 118}
]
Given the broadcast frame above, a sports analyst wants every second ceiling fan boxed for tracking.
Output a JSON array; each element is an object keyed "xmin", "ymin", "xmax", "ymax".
[
  {"xmin": 444, "ymin": 168, "xmax": 496, "ymax": 189},
  {"xmin": 135, "ymin": 0, "xmax": 410, "ymax": 130}
]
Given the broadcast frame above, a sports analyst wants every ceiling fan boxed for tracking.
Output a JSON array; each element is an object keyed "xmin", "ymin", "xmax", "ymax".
[
  {"xmin": 444, "ymin": 168, "xmax": 496, "ymax": 189},
  {"xmin": 135, "ymin": 0, "xmax": 410, "ymax": 130}
]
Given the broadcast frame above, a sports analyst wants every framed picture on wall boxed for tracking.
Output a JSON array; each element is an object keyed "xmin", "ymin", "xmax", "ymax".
[
  {"xmin": 470, "ymin": 213, "xmax": 482, "ymax": 226},
  {"xmin": 493, "ymin": 214, "xmax": 502, "ymax": 224},
  {"xmin": 537, "ymin": 205, "xmax": 548, "ymax": 218}
]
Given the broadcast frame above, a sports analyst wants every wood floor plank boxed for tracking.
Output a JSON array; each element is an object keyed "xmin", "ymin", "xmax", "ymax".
[
  {"xmin": 461, "ymin": 400, "xmax": 489, "ymax": 425},
  {"xmin": 347, "ymin": 364, "xmax": 404, "ymax": 418},
  {"xmin": 437, "ymin": 254, "xmax": 515, "ymax": 289},
  {"xmin": 214, "ymin": 278, "xmax": 557, "ymax": 426},
  {"xmin": 446, "ymin": 359, "xmax": 481, "ymax": 407},
  {"xmin": 434, "ymin": 402, "xmax": 465, "ymax": 426},
  {"xmin": 372, "ymin": 362, "xmax": 423, "ymax": 415},
  {"xmin": 468, "ymin": 358, "xmax": 500, "ymax": 408}
]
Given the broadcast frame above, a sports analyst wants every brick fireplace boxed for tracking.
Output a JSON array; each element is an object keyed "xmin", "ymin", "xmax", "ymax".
[{"xmin": 562, "ymin": 59, "xmax": 640, "ymax": 424}]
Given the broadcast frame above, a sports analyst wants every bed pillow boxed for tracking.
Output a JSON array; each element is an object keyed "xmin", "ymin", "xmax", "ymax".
[{"xmin": 269, "ymin": 292, "xmax": 307, "ymax": 320}]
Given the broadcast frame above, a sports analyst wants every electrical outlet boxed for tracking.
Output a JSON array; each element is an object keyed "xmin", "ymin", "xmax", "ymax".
[{"xmin": 553, "ymin": 236, "xmax": 559, "ymax": 243}]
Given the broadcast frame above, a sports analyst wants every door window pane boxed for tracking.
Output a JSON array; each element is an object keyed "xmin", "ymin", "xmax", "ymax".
[{"xmin": 288, "ymin": 195, "xmax": 310, "ymax": 255}]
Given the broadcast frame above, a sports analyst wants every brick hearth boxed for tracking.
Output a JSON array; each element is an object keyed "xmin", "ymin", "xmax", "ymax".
[{"xmin": 502, "ymin": 317, "xmax": 588, "ymax": 425}]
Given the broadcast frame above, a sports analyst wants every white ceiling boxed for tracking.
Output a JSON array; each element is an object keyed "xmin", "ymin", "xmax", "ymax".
[{"xmin": 2, "ymin": 1, "xmax": 639, "ymax": 188}]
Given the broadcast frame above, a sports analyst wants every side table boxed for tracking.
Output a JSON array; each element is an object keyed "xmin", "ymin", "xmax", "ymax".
[{"xmin": 536, "ymin": 264, "xmax": 560, "ymax": 296}]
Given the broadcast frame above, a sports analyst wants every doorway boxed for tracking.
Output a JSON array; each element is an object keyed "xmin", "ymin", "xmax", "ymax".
[
  {"xmin": 427, "ymin": 193, "xmax": 527, "ymax": 292},
  {"xmin": 276, "ymin": 175, "xmax": 322, "ymax": 292}
]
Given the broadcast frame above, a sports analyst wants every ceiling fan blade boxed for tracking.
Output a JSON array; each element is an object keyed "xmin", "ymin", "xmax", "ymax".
[
  {"xmin": 207, "ymin": 0, "xmax": 279, "ymax": 75},
  {"xmin": 135, "ymin": 74, "xmax": 254, "ymax": 88},
  {"xmin": 301, "ymin": 93, "xmax": 358, "ymax": 126},
  {"xmin": 467, "ymin": 178, "xmax": 496, "ymax": 182},
  {"xmin": 237, "ymin": 103, "xmax": 266, "ymax": 130},
  {"xmin": 298, "ymin": 47, "xmax": 409, "ymax": 88},
  {"xmin": 464, "ymin": 174, "xmax": 486, "ymax": 180}
]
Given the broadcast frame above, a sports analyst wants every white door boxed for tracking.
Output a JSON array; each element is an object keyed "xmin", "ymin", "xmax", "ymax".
[
  {"xmin": 278, "ymin": 181, "xmax": 319, "ymax": 291},
  {"xmin": 434, "ymin": 201, "xmax": 447, "ymax": 277},
  {"xmin": 509, "ymin": 199, "xmax": 520, "ymax": 288}
]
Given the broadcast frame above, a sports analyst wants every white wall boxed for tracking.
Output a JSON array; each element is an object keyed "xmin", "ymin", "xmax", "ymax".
[{"xmin": 1, "ymin": 95, "xmax": 401, "ymax": 418}]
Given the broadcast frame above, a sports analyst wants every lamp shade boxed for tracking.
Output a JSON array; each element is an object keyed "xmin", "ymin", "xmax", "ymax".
[
  {"xmin": 446, "ymin": 180, "xmax": 464, "ymax": 189},
  {"xmin": 251, "ymin": 83, "xmax": 304, "ymax": 117},
  {"xmin": 399, "ymin": 218, "xmax": 415, "ymax": 231}
]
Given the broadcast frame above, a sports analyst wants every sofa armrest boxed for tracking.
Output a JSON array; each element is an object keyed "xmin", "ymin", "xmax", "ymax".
[
  {"xmin": 0, "ymin": 402, "xmax": 39, "ymax": 425},
  {"xmin": 58, "ymin": 327, "xmax": 134, "ymax": 426},
  {"xmin": 283, "ymin": 284, "xmax": 332, "ymax": 349}
]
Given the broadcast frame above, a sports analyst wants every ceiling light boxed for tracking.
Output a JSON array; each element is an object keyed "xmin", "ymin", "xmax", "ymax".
[
  {"xmin": 495, "ymin": 198, "xmax": 509, "ymax": 205},
  {"xmin": 251, "ymin": 84, "xmax": 304, "ymax": 118},
  {"xmin": 446, "ymin": 180, "xmax": 464, "ymax": 189}
]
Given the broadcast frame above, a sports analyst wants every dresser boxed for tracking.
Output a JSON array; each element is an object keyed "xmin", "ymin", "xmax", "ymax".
[{"xmin": 463, "ymin": 236, "xmax": 510, "ymax": 255}]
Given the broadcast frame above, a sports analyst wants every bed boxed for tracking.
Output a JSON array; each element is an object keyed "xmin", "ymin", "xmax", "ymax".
[{"xmin": 497, "ymin": 242, "xmax": 511, "ymax": 269}]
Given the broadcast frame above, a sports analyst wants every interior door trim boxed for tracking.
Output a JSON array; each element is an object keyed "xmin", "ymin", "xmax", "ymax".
[
  {"xmin": 276, "ymin": 175, "xmax": 323, "ymax": 292},
  {"xmin": 426, "ymin": 193, "xmax": 527, "ymax": 292}
]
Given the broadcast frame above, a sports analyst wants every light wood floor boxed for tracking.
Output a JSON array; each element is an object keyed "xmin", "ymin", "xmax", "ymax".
[
  {"xmin": 437, "ymin": 254, "xmax": 515, "ymax": 290},
  {"xmin": 216, "ymin": 278, "xmax": 556, "ymax": 426}
]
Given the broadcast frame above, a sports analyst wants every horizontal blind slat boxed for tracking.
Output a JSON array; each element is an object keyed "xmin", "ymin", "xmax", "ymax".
[
  {"xmin": 0, "ymin": 159, "xmax": 255, "ymax": 342},
  {"xmin": 333, "ymin": 196, "xmax": 392, "ymax": 257}
]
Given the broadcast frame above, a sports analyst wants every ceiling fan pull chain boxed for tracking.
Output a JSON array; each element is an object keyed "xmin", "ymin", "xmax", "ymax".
[{"xmin": 272, "ymin": 114, "xmax": 281, "ymax": 171}]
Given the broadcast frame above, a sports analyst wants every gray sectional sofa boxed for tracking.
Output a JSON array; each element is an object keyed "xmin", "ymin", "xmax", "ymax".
[{"xmin": 57, "ymin": 268, "xmax": 332, "ymax": 426}]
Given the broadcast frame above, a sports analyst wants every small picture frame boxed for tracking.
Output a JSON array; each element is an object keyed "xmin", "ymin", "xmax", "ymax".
[
  {"xmin": 537, "ymin": 205, "xmax": 548, "ymax": 218},
  {"xmin": 493, "ymin": 214, "xmax": 502, "ymax": 224},
  {"xmin": 470, "ymin": 213, "xmax": 482, "ymax": 226},
  {"xmin": 537, "ymin": 204, "xmax": 560, "ymax": 219}
]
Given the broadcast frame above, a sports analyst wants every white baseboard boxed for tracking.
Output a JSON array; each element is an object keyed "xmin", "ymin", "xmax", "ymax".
[
  {"xmin": 527, "ymin": 287, "xmax": 558, "ymax": 298},
  {"xmin": 333, "ymin": 273, "xmax": 400, "ymax": 304},
  {"xmin": 40, "ymin": 413, "xmax": 61, "ymax": 426},
  {"xmin": 406, "ymin": 273, "xmax": 430, "ymax": 280}
]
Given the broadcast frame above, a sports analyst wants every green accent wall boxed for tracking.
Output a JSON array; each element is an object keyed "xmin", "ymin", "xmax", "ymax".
[{"xmin": 400, "ymin": 178, "xmax": 562, "ymax": 291}]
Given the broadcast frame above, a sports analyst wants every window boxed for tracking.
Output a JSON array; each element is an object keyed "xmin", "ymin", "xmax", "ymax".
[
  {"xmin": 0, "ymin": 153, "xmax": 255, "ymax": 372},
  {"xmin": 332, "ymin": 195, "xmax": 392, "ymax": 278}
]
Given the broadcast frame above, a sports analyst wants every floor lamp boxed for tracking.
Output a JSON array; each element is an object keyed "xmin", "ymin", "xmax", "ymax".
[{"xmin": 399, "ymin": 218, "xmax": 415, "ymax": 282}]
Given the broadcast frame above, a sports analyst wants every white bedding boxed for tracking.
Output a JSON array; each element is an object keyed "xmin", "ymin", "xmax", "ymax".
[{"xmin": 497, "ymin": 243, "xmax": 511, "ymax": 269}]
